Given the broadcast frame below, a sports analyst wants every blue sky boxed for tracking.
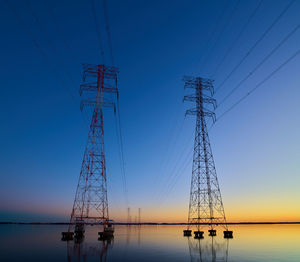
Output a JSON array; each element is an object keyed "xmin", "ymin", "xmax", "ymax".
[{"xmin": 0, "ymin": 0, "xmax": 300, "ymax": 222}]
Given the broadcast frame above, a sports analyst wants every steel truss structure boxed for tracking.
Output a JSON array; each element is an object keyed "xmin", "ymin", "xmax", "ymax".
[
  {"xmin": 69, "ymin": 64, "xmax": 118, "ymax": 229},
  {"xmin": 184, "ymin": 76, "xmax": 228, "ymax": 231}
]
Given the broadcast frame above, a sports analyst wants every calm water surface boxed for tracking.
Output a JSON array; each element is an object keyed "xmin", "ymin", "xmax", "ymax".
[{"xmin": 0, "ymin": 224, "xmax": 299, "ymax": 261}]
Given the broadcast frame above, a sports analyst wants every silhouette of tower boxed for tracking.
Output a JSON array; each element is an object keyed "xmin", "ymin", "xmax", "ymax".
[
  {"xmin": 182, "ymin": 76, "xmax": 232, "ymax": 239},
  {"xmin": 62, "ymin": 64, "xmax": 118, "ymax": 241},
  {"xmin": 138, "ymin": 208, "xmax": 141, "ymax": 225},
  {"xmin": 127, "ymin": 207, "xmax": 131, "ymax": 225}
]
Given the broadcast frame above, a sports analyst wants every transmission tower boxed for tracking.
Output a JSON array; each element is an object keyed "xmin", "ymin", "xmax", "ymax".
[
  {"xmin": 182, "ymin": 76, "xmax": 233, "ymax": 239},
  {"xmin": 62, "ymin": 64, "xmax": 118, "ymax": 241},
  {"xmin": 138, "ymin": 208, "xmax": 141, "ymax": 225},
  {"xmin": 127, "ymin": 207, "xmax": 131, "ymax": 225}
]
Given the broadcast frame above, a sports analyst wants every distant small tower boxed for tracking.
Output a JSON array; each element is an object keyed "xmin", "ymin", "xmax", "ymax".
[
  {"xmin": 138, "ymin": 208, "xmax": 141, "ymax": 225},
  {"xmin": 182, "ymin": 76, "xmax": 232, "ymax": 239},
  {"xmin": 127, "ymin": 207, "xmax": 131, "ymax": 225}
]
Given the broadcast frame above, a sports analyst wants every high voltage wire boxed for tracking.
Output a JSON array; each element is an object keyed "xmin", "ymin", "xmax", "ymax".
[
  {"xmin": 26, "ymin": 0, "xmax": 78, "ymax": 89},
  {"xmin": 218, "ymin": 22, "xmax": 300, "ymax": 108},
  {"xmin": 46, "ymin": 1, "xmax": 91, "ymax": 128},
  {"xmin": 215, "ymin": 0, "xmax": 295, "ymax": 93},
  {"xmin": 114, "ymin": 104, "xmax": 128, "ymax": 205},
  {"xmin": 156, "ymin": 1, "xmax": 233, "ymax": 207},
  {"xmin": 157, "ymin": 118, "xmax": 215, "ymax": 205},
  {"xmin": 154, "ymin": 132, "xmax": 194, "ymax": 203},
  {"xmin": 152, "ymin": 117, "xmax": 187, "ymax": 200},
  {"xmin": 210, "ymin": 0, "xmax": 263, "ymax": 79},
  {"xmin": 47, "ymin": 2, "xmax": 75, "ymax": 61},
  {"xmin": 201, "ymin": 0, "xmax": 241, "ymax": 74},
  {"xmin": 96, "ymin": 0, "xmax": 129, "ymax": 205},
  {"xmin": 216, "ymin": 47, "xmax": 300, "ymax": 122},
  {"xmin": 6, "ymin": 0, "xmax": 81, "ymax": 109},
  {"xmin": 158, "ymin": 1, "xmax": 241, "ymax": 206},
  {"xmin": 102, "ymin": 0, "xmax": 114, "ymax": 66},
  {"xmin": 90, "ymin": 0, "xmax": 106, "ymax": 63},
  {"xmin": 26, "ymin": 0, "xmax": 90, "ymax": 128},
  {"xmin": 198, "ymin": 0, "xmax": 230, "ymax": 72},
  {"xmin": 157, "ymin": 147, "xmax": 193, "ymax": 208},
  {"xmin": 116, "ymin": 98, "xmax": 129, "ymax": 205},
  {"xmin": 152, "ymin": 99, "xmax": 185, "ymax": 189}
]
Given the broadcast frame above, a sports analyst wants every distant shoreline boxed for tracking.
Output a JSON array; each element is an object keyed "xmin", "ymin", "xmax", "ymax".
[{"xmin": 1, "ymin": 222, "xmax": 300, "ymax": 225}]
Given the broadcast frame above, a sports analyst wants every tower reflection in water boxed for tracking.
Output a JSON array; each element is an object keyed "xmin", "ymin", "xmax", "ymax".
[
  {"xmin": 66, "ymin": 238, "xmax": 113, "ymax": 262},
  {"xmin": 187, "ymin": 236, "xmax": 229, "ymax": 262}
]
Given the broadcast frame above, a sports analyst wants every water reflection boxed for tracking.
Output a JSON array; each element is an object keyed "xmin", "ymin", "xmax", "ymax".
[
  {"xmin": 188, "ymin": 236, "xmax": 229, "ymax": 262},
  {"xmin": 66, "ymin": 238, "xmax": 113, "ymax": 262},
  {"xmin": 2, "ymin": 224, "xmax": 300, "ymax": 261}
]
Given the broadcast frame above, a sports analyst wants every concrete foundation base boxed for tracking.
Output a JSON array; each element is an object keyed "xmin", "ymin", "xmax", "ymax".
[
  {"xmin": 183, "ymin": 230, "xmax": 192, "ymax": 237},
  {"xmin": 194, "ymin": 231, "xmax": 204, "ymax": 239},
  {"xmin": 208, "ymin": 230, "xmax": 217, "ymax": 236},
  {"xmin": 224, "ymin": 230, "xmax": 233, "ymax": 239},
  {"xmin": 98, "ymin": 231, "xmax": 114, "ymax": 240},
  {"xmin": 61, "ymin": 232, "xmax": 74, "ymax": 241}
]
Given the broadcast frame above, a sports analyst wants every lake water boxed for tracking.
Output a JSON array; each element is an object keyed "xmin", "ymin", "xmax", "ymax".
[{"xmin": 0, "ymin": 224, "xmax": 299, "ymax": 261}]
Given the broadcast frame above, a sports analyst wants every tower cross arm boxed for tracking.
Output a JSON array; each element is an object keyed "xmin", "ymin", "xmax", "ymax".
[
  {"xmin": 80, "ymin": 100, "xmax": 115, "ymax": 111},
  {"xmin": 185, "ymin": 108, "xmax": 216, "ymax": 123},
  {"xmin": 80, "ymin": 82, "xmax": 118, "ymax": 96},
  {"xmin": 183, "ymin": 95, "xmax": 217, "ymax": 109}
]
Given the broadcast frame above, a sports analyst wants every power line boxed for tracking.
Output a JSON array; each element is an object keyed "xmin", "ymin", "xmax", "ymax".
[
  {"xmin": 46, "ymin": 1, "xmax": 91, "ymax": 128},
  {"xmin": 157, "ymin": 146, "xmax": 193, "ymax": 208},
  {"xmin": 218, "ymin": 22, "xmax": 300, "ymax": 107},
  {"xmin": 47, "ymin": 2, "xmax": 74, "ymax": 59},
  {"xmin": 26, "ymin": 0, "xmax": 78, "ymax": 89},
  {"xmin": 26, "ymin": 0, "xmax": 91, "ymax": 128},
  {"xmin": 101, "ymin": 0, "xmax": 129, "ymax": 205},
  {"xmin": 7, "ymin": 0, "xmax": 77, "ymax": 103},
  {"xmin": 102, "ymin": 0, "xmax": 114, "ymax": 66},
  {"xmin": 114, "ymin": 105, "xmax": 128, "ymax": 205},
  {"xmin": 201, "ymin": 0, "xmax": 241, "ymax": 74},
  {"xmin": 210, "ymin": 0, "xmax": 263, "ymax": 79},
  {"xmin": 215, "ymin": 0, "xmax": 295, "ymax": 93},
  {"xmin": 198, "ymin": 0, "xmax": 230, "ymax": 72},
  {"xmin": 216, "ymin": 47, "xmax": 300, "ymax": 122},
  {"xmin": 154, "ymin": 132, "xmax": 193, "ymax": 203},
  {"xmin": 152, "ymin": 100, "xmax": 185, "ymax": 189},
  {"xmin": 116, "ymin": 97, "xmax": 129, "ymax": 205},
  {"xmin": 90, "ymin": 0, "xmax": 106, "ymax": 63},
  {"xmin": 90, "ymin": 0, "xmax": 128, "ymax": 205}
]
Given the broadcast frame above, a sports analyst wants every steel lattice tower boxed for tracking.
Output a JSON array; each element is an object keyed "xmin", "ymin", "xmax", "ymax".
[
  {"xmin": 62, "ymin": 64, "xmax": 118, "ymax": 241},
  {"xmin": 183, "ymin": 76, "xmax": 232, "ymax": 239}
]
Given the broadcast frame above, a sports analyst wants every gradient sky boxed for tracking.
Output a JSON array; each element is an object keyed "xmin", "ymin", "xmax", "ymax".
[{"xmin": 0, "ymin": 0, "xmax": 300, "ymax": 223}]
